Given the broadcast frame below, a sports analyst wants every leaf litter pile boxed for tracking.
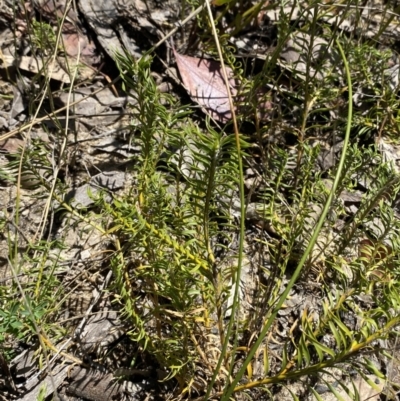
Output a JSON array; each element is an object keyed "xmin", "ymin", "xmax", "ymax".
[{"xmin": 1, "ymin": 0, "xmax": 400, "ymax": 401}]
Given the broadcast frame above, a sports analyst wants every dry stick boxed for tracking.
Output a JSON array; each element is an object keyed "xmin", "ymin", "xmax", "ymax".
[
  {"xmin": 11, "ymin": 3, "xmax": 78, "ymax": 399},
  {"xmin": 33, "ymin": 14, "xmax": 82, "ymax": 244},
  {"xmin": 0, "ymin": 5, "xmax": 204, "ymax": 143},
  {"xmin": 72, "ymin": 270, "xmax": 113, "ymax": 340},
  {"xmin": 23, "ymin": 338, "xmax": 75, "ymax": 389},
  {"xmin": 150, "ymin": 5, "xmax": 204, "ymax": 52},
  {"xmin": 0, "ymin": 77, "xmax": 122, "ymax": 142}
]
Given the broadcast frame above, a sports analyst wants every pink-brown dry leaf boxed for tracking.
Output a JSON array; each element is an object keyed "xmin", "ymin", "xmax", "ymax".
[
  {"xmin": 0, "ymin": 138, "xmax": 25, "ymax": 154},
  {"xmin": 173, "ymin": 50, "xmax": 238, "ymax": 123},
  {"xmin": 62, "ymin": 32, "xmax": 100, "ymax": 65},
  {"xmin": 33, "ymin": 0, "xmax": 100, "ymax": 66}
]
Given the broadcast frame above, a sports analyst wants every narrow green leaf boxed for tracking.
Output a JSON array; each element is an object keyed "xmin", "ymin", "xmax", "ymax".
[
  {"xmin": 302, "ymin": 330, "xmax": 335, "ymax": 359},
  {"xmin": 299, "ymin": 335, "xmax": 311, "ymax": 367},
  {"xmin": 326, "ymin": 381, "xmax": 351, "ymax": 401},
  {"xmin": 358, "ymin": 370, "xmax": 385, "ymax": 393},
  {"xmin": 263, "ymin": 345, "xmax": 269, "ymax": 375},
  {"xmin": 328, "ymin": 321, "xmax": 341, "ymax": 349},
  {"xmin": 362, "ymin": 358, "xmax": 386, "ymax": 379},
  {"xmin": 212, "ymin": 0, "xmax": 234, "ymax": 5},
  {"xmin": 309, "ymin": 386, "xmax": 325, "ymax": 401},
  {"xmin": 334, "ymin": 316, "xmax": 353, "ymax": 338},
  {"xmin": 286, "ymin": 385, "xmax": 300, "ymax": 401}
]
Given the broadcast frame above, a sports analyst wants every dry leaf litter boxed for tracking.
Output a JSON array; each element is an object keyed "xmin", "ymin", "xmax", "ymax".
[{"xmin": 0, "ymin": 0, "xmax": 400, "ymax": 400}]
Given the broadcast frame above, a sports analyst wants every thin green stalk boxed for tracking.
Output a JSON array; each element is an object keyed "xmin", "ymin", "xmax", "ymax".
[
  {"xmin": 219, "ymin": 37, "xmax": 353, "ymax": 401},
  {"xmin": 202, "ymin": 0, "xmax": 246, "ymax": 398}
]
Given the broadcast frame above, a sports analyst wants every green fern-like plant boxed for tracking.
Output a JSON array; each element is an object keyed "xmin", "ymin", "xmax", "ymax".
[
  {"xmin": 103, "ymin": 52, "xmax": 247, "ymax": 387},
  {"xmin": 96, "ymin": 30, "xmax": 400, "ymax": 400}
]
